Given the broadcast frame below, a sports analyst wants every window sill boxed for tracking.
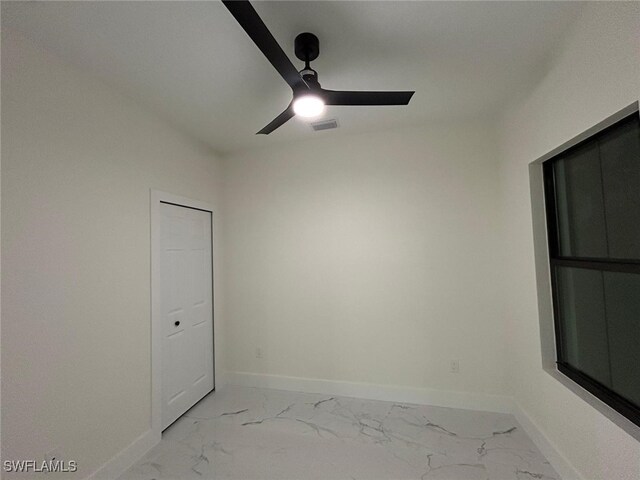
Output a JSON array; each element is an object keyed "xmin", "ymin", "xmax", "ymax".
[{"xmin": 543, "ymin": 364, "xmax": 640, "ymax": 442}]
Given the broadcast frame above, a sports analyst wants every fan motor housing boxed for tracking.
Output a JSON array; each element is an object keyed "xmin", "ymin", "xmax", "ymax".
[{"xmin": 295, "ymin": 32, "xmax": 320, "ymax": 62}]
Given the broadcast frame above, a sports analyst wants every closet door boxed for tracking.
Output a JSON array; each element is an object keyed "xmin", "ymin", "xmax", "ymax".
[{"xmin": 160, "ymin": 202, "xmax": 213, "ymax": 429}]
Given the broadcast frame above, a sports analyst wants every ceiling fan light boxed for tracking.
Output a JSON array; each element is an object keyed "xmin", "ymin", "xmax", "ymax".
[{"xmin": 293, "ymin": 94, "xmax": 325, "ymax": 118}]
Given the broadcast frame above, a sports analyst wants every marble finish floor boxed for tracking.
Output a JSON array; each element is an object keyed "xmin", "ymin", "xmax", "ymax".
[{"xmin": 122, "ymin": 386, "xmax": 559, "ymax": 480}]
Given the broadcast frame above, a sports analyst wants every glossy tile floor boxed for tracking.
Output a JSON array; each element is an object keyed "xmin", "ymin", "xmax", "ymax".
[{"xmin": 122, "ymin": 386, "xmax": 559, "ymax": 480}]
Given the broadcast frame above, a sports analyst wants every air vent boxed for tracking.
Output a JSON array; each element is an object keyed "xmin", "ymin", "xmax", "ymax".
[{"xmin": 310, "ymin": 119, "xmax": 339, "ymax": 131}]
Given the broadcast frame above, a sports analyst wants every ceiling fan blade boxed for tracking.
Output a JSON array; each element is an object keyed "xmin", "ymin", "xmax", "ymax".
[
  {"xmin": 222, "ymin": 0, "xmax": 308, "ymax": 92},
  {"xmin": 257, "ymin": 103, "xmax": 295, "ymax": 135},
  {"xmin": 322, "ymin": 90, "xmax": 414, "ymax": 106}
]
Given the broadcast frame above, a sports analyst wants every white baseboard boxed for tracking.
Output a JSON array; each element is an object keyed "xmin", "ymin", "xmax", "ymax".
[
  {"xmin": 226, "ymin": 371, "xmax": 515, "ymax": 414},
  {"xmin": 512, "ymin": 402, "xmax": 584, "ymax": 480},
  {"xmin": 215, "ymin": 370, "xmax": 228, "ymax": 389},
  {"xmin": 86, "ymin": 429, "xmax": 159, "ymax": 480}
]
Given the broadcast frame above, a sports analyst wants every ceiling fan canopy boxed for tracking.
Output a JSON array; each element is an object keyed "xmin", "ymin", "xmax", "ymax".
[{"xmin": 222, "ymin": 0, "xmax": 415, "ymax": 134}]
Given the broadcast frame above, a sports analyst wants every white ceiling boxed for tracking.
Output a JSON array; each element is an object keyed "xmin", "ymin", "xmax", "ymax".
[{"xmin": 3, "ymin": 1, "xmax": 585, "ymax": 155}]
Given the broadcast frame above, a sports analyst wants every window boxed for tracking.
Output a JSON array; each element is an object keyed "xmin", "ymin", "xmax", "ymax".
[{"xmin": 543, "ymin": 112, "xmax": 640, "ymax": 427}]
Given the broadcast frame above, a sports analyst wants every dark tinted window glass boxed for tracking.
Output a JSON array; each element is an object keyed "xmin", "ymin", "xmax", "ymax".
[
  {"xmin": 599, "ymin": 116, "xmax": 640, "ymax": 260},
  {"xmin": 553, "ymin": 141, "xmax": 607, "ymax": 258},
  {"xmin": 555, "ymin": 266, "xmax": 610, "ymax": 387},
  {"xmin": 544, "ymin": 112, "xmax": 640, "ymax": 428},
  {"xmin": 605, "ymin": 271, "xmax": 640, "ymax": 407}
]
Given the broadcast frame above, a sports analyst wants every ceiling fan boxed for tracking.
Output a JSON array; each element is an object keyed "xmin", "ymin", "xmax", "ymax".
[{"xmin": 222, "ymin": 0, "xmax": 415, "ymax": 134}]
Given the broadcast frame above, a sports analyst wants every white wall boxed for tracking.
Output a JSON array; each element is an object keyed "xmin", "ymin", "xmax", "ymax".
[
  {"xmin": 498, "ymin": 3, "xmax": 640, "ymax": 479},
  {"xmin": 222, "ymin": 122, "xmax": 509, "ymax": 398},
  {"xmin": 1, "ymin": 31, "xmax": 225, "ymax": 478}
]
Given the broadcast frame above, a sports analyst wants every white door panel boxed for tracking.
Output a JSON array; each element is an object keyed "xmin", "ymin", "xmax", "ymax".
[{"xmin": 160, "ymin": 203, "xmax": 213, "ymax": 429}]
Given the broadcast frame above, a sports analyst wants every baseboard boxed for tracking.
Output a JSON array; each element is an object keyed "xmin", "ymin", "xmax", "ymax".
[
  {"xmin": 512, "ymin": 402, "xmax": 584, "ymax": 480},
  {"xmin": 86, "ymin": 429, "xmax": 159, "ymax": 480},
  {"xmin": 215, "ymin": 369, "xmax": 228, "ymax": 389},
  {"xmin": 226, "ymin": 371, "xmax": 515, "ymax": 414}
]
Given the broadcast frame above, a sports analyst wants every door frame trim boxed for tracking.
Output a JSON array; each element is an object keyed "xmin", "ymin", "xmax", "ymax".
[{"xmin": 150, "ymin": 189, "xmax": 217, "ymax": 439}]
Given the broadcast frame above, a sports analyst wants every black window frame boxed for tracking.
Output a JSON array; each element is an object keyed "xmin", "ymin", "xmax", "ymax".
[{"xmin": 542, "ymin": 111, "xmax": 640, "ymax": 428}]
